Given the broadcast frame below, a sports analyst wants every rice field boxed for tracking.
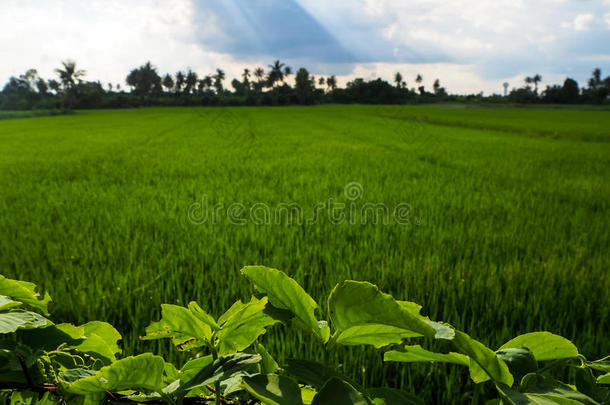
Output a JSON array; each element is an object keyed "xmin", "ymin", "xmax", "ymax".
[{"xmin": 0, "ymin": 105, "xmax": 608, "ymax": 403}]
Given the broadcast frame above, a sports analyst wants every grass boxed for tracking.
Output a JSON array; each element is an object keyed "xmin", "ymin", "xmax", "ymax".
[
  {"xmin": 0, "ymin": 109, "xmax": 67, "ymax": 121},
  {"xmin": 0, "ymin": 105, "xmax": 608, "ymax": 403}
]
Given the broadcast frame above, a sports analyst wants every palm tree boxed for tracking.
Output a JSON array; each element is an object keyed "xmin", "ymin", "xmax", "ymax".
[
  {"xmin": 394, "ymin": 72, "xmax": 403, "ymax": 89},
  {"xmin": 267, "ymin": 60, "xmax": 286, "ymax": 88},
  {"xmin": 433, "ymin": 79, "xmax": 440, "ymax": 93},
  {"xmin": 318, "ymin": 77, "xmax": 325, "ymax": 87},
  {"xmin": 326, "ymin": 76, "xmax": 337, "ymax": 91},
  {"xmin": 55, "ymin": 60, "xmax": 85, "ymax": 108},
  {"xmin": 283, "ymin": 66, "xmax": 292, "ymax": 83},
  {"xmin": 214, "ymin": 69, "xmax": 225, "ymax": 94},
  {"xmin": 202, "ymin": 75, "xmax": 213, "ymax": 92},
  {"xmin": 175, "ymin": 71, "xmax": 186, "ymax": 93},
  {"xmin": 252, "ymin": 68, "xmax": 265, "ymax": 92},
  {"xmin": 185, "ymin": 70, "xmax": 198, "ymax": 94},
  {"xmin": 55, "ymin": 60, "xmax": 85, "ymax": 92},
  {"xmin": 415, "ymin": 74, "xmax": 423, "ymax": 85},
  {"xmin": 242, "ymin": 68, "xmax": 251, "ymax": 91},
  {"xmin": 532, "ymin": 74, "xmax": 542, "ymax": 93}
]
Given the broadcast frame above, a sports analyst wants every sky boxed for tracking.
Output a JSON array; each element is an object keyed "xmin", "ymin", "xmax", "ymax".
[{"xmin": 1, "ymin": 0, "xmax": 609, "ymax": 95}]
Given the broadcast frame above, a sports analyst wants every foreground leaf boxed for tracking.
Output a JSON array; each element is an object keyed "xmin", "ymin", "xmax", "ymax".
[
  {"xmin": 368, "ymin": 388, "xmax": 424, "ymax": 405},
  {"xmin": 0, "ymin": 275, "xmax": 52, "ymax": 315},
  {"xmin": 241, "ymin": 266, "xmax": 327, "ymax": 342},
  {"xmin": 68, "ymin": 353, "xmax": 165, "ymax": 394},
  {"xmin": 216, "ymin": 296, "xmax": 278, "ymax": 356},
  {"xmin": 0, "ymin": 310, "xmax": 51, "ymax": 333},
  {"xmin": 453, "ymin": 331, "xmax": 513, "ymax": 386},
  {"xmin": 311, "ymin": 377, "xmax": 369, "ymax": 405},
  {"xmin": 336, "ymin": 325, "xmax": 420, "ymax": 348},
  {"xmin": 384, "ymin": 345, "xmax": 469, "ymax": 365},
  {"xmin": 178, "ymin": 352, "xmax": 261, "ymax": 394},
  {"xmin": 283, "ymin": 359, "xmax": 347, "ymax": 390},
  {"xmin": 241, "ymin": 374, "xmax": 304, "ymax": 405},
  {"xmin": 141, "ymin": 304, "xmax": 212, "ymax": 351},
  {"xmin": 328, "ymin": 281, "xmax": 452, "ymax": 342},
  {"xmin": 499, "ymin": 332, "xmax": 578, "ymax": 362}
]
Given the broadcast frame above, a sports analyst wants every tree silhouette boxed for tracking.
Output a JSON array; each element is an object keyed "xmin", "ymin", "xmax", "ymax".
[
  {"xmin": 162, "ymin": 74, "xmax": 174, "ymax": 93},
  {"xmin": 175, "ymin": 71, "xmax": 186, "ymax": 94},
  {"xmin": 394, "ymin": 72, "xmax": 403, "ymax": 89},
  {"xmin": 415, "ymin": 74, "xmax": 423, "ymax": 85},
  {"xmin": 55, "ymin": 60, "xmax": 85, "ymax": 108},
  {"xmin": 318, "ymin": 77, "xmax": 325, "ymax": 87},
  {"xmin": 252, "ymin": 68, "xmax": 265, "ymax": 92},
  {"xmin": 55, "ymin": 61, "xmax": 85, "ymax": 92},
  {"xmin": 185, "ymin": 70, "xmax": 198, "ymax": 94},
  {"xmin": 532, "ymin": 74, "xmax": 542, "ymax": 93},
  {"xmin": 126, "ymin": 62, "xmax": 162, "ymax": 97},
  {"xmin": 295, "ymin": 68, "xmax": 315, "ymax": 104},
  {"xmin": 267, "ymin": 60, "xmax": 286, "ymax": 88},
  {"xmin": 242, "ymin": 68, "xmax": 251, "ymax": 91},
  {"xmin": 202, "ymin": 75, "xmax": 213, "ymax": 92},
  {"xmin": 326, "ymin": 76, "xmax": 337, "ymax": 91},
  {"xmin": 214, "ymin": 69, "xmax": 225, "ymax": 94},
  {"xmin": 283, "ymin": 66, "xmax": 292, "ymax": 82}
]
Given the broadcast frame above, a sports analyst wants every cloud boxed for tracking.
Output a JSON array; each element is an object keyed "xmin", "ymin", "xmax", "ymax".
[
  {"xmin": 0, "ymin": 0, "xmax": 608, "ymax": 94},
  {"xmin": 573, "ymin": 14, "xmax": 595, "ymax": 31}
]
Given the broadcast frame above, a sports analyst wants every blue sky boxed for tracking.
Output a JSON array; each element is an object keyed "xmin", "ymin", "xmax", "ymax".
[{"xmin": 1, "ymin": 0, "xmax": 609, "ymax": 94}]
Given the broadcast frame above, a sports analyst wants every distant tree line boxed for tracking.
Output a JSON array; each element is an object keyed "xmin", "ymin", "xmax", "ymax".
[{"xmin": 1, "ymin": 60, "xmax": 609, "ymax": 110}]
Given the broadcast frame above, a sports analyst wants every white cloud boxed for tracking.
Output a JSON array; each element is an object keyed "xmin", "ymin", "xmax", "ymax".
[
  {"xmin": 0, "ymin": 0, "xmax": 260, "ymax": 88},
  {"xmin": 1, "ymin": 0, "xmax": 608, "ymax": 94},
  {"xmin": 573, "ymin": 14, "xmax": 595, "ymax": 31}
]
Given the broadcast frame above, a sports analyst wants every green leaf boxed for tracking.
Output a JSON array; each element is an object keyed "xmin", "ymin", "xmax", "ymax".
[
  {"xmin": 179, "ymin": 355, "xmax": 214, "ymax": 381},
  {"xmin": 597, "ymin": 373, "xmax": 610, "ymax": 384},
  {"xmin": 0, "ymin": 295, "xmax": 21, "ymax": 311},
  {"xmin": 216, "ymin": 296, "xmax": 278, "ymax": 356},
  {"xmin": 68, "ymin": 353, "xmax": 165, "ymax": 394},
  {"xmin": 499, "ymin": 333, "xmax": 578, "ymax": 362},
  {"xmin": 0, "ymin": 275, "xmax": 52, "ymax": 315},
  {"xmin": 367, "ymin": 388, "xmax": 424, "ymax": 405},
  {"xmin": 520, "ymin": 374, "xmax": 599, "ymax": 405},
  {"xmin": 188, "ymin": 302, "xmax": 219, "ymax": 331},
  {"xmin": 384, "ymin": 345, "xmax": 469, "ymax": 365},
  {"xmin": 0, "ymin": 310, "xmax": 51, "ymax": 333},
  {"xmin": 496, "ymin": 348, "xmax": 538, "ymax": 384},
  {"xmin": 179, "ymin": 352, "xmax": 261, "ymax": 394},
  {"xmin": 328, "ymin": 281, "xmax": 453, "ymax": 341},
  {"xmin": 496, "ymin": 384, "xmax": 584, "ymax": 405},
  {"xmin": 18, "ymin": 323, "xmax": 84, "ymax": 350},
  {"xmin": 311, "ymin": 377, "xmax": 370, "ymax": 405},
  {"xmin": 82, "ymin": 321, "xmax": 122, "ymax": 355},
  {"xmin": 59, "ymin": 368, "xmax": 97, "ymax": 383},
  {"xmin": 256, "ymin": 343, "xmax": 279, "ymax": 374},
  {"xmin": 241, "ymin": 266, "xmax": 327, "ymax": 342},
  {"xmin": 141, "ymin": 304, "xmax": 212, "ymax": 351},
  {"xmin": 69, "ymin": 321, "xmax": 121, "ymax": 364},
  {"xmin": 283, "ymin": 359, "xmax": 347, "ymax": 390},
  {"xmin": 336, "ymin": 325, "xmax": 420, "ymax": 348},
  {"xmin": 10, "ymin": 391, "xmax": 56, "ymax": 405},
  {"xmin": 453, "ymin": 331, "xmax": 513, "ymax": 386},
  {"xmin": 241, "ymin": 374, "xmax": 304, "ymax": 405}
]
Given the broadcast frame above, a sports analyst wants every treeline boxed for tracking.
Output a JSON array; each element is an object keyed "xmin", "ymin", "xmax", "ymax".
[{"xmin": 1, "ymin": 60, "xmax": 609, "ymax": 110}]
